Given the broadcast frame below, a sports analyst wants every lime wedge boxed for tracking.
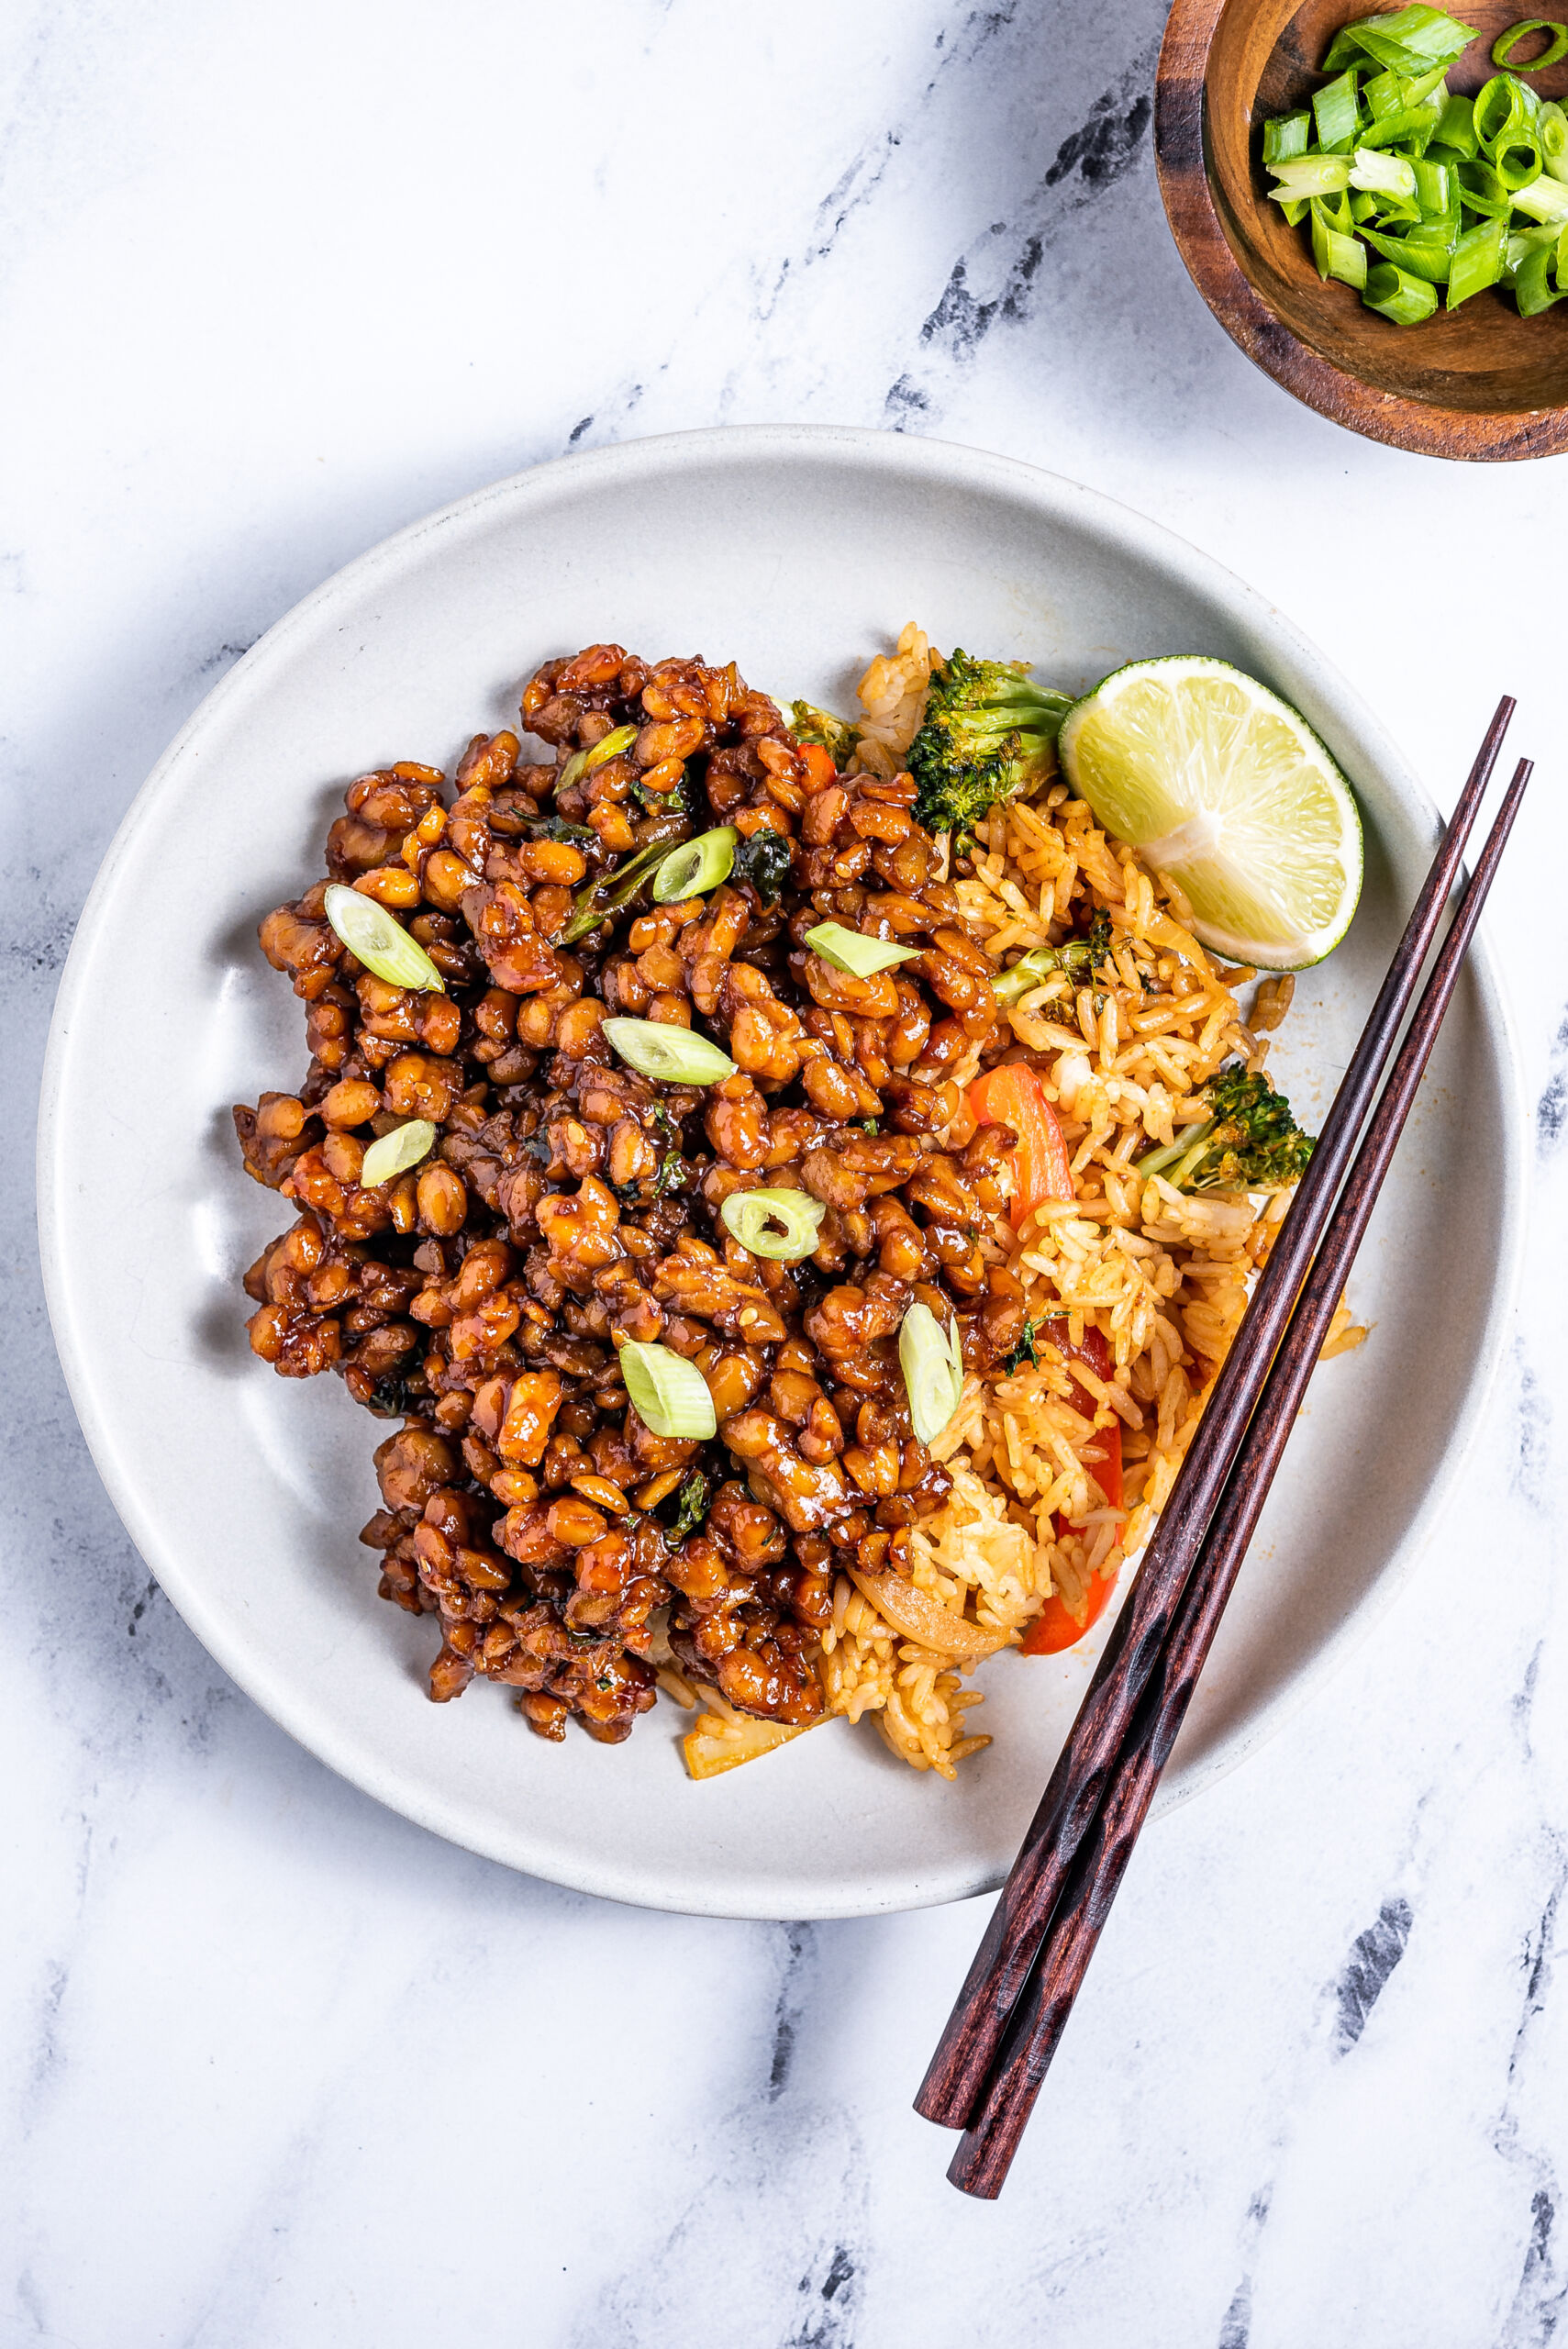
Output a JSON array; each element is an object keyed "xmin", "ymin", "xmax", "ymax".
[{"xmin": 1057, "ymin": 657, "xmax": 1362, "ymax": 970}]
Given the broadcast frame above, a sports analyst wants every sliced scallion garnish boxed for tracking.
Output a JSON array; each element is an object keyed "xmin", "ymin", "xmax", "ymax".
[
  {"xmin": 1448, "ymin": 212, "xmax": 1508, "ymax": 302},
  {"xmin": 1351, "ymin": 144, "xmax": 1418, "ymax": 198},
  {"xmin": 617, "ymin": 1341, "xmax": 717, "ymax": 1441},
  {"xmin": 1262, "ymin": 16, "xmax": 1568, "ymax": 327},
  {"xmin": 803, "ymin": 921, "xmax": 922, "ymax": 977},
  {"xmin": 1267, "ymin": 153, "xmax": 1354, "ymax": 199},
  {"xmin": 1312, "ymin": 201, "xmax": 1371, "ymax": 285},
  {"xmin": 651, "ymin": 827, "xmax": 737, "ymax": 904},
  {"xmin": 1493, "ymin": 19, "xmax": 1568, "ymax": 68},
  {"xmin": 719, "ymin": 1187, "xmax": 826, "ymax": 1262},
  {"xmin": 1432, "ymin": 91, "xmax": 1479, "ymax": 156},
  {"xmin": 1322, "ymin": 7, "xmax": 1477, "ymax": 76},
  {"xmin": 322, "ymin": 884, "xmax": 447, "ymax": 993},
  {"xmin": 558, "ymin": 722, "xmax": 640, "ymax": 795},
  {"xmin": 1263, "ymin": 111, "xmax": 1312, "ymax": 164},
  {"xmin": 360, "ymin": 1119, "xmax": 438, "ymax": 1186},
  {"xmin": 899, "ymin": 1300, "xmax": 964, "ymax": 1449},
  {"xmin": 1363, "ymin": 259, "xmax": 1440, "ymax": 319},
  {"xmin": 1511, "ymin": 170, "xmax": 1568, "ymax": 219},
  {"xmin": 601, "ymin": 1018, "xmax": 737, "ymax": 1085},
  {"xmin": 1314, "ymin": 69, "xmax": 1363, "ymax": 151},
  {"xmin": 557, "ymin": 829, "xmax": 685, "ymax": 945}
]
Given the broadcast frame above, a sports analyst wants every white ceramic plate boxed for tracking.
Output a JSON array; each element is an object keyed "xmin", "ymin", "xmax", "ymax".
[{"xmin": 39, "ymin": 426, "xmax": 1525, "ymax": 1920}]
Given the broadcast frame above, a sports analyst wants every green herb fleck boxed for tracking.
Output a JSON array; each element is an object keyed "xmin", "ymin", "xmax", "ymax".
[{"xmin": 666, "ymin": 1471, "xmax": 710, "ymax": 1544}]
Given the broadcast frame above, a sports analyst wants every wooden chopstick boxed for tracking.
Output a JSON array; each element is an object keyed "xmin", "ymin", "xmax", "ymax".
[
  {"xmin": 916, "ymin": 697, "xmax": 1518, "ymax": 2133},
  {"xmin": 945, "ymin": 754, "xmax": 1532, "ymax": 2199}
]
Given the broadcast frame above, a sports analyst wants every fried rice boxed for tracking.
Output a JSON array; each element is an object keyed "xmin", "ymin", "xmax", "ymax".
[{"xmin": 667, "ymin": 627, "xmax": 1364, "ymax": 1780}]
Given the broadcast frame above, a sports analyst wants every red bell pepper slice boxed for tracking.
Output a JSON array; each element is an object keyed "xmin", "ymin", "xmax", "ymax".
[
  {"xmin": 968, "ymin": 1063, "xmax": 1073, "ymax": 1229},
  {"xmin": 1020, "ymin": 1319, "xmax": 1126, "ymax": 1656}
]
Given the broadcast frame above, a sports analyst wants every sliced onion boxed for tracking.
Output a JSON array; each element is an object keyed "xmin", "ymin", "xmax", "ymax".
[
  {"xmin": 360, "ymin": 1119, "xmax": 437, "ymax": 1186},
  {"xmin": 653, "ymin": 827, "xmax": 737, "ymax": 904},
  {"xmin": 899, "ymin": 1298, "xmax": 963, "ymax": 1447},
  {"xmin": 323, "ymin": 884, "xmax": 446, "ymax": 994},
  {"xmin": 848, "ymin": 1567, "xmax": 1008, "ymax": 1659},
  {"xmin": 719, "ymin": 1187, "xmax": 826, "ymax": 1261},
  {"xmin": 617, "ymin": 1341, "xmax": 717, "ymax": 1440},
  {"xmin": 804, "ymin": 920, "xmax": 922, "ymax": 977},
  {"xmin": 602, "ymin": 1018, "xmax": 737, "ymax": 1086}
]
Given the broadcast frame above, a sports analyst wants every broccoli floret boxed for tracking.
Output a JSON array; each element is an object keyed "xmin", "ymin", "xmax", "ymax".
[
  {"xmin": 783, "ymin": 699, "xmax": 862, "ymax": 769},
  {"xmin": 907, "ymin": 650, "xmax": 1073, "ymax": 841},
  {"xmin": 1134, "ymin": 1062, "xmax": 1314, "ymax": 1194},
  {"xmin": 993, "ymin": 911, "xmax": 1113, "ymax": 1004}
]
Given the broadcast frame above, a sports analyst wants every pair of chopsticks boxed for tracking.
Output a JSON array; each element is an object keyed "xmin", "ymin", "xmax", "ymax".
[{"xmin": 917, "ymin": 699, "xmax": 1529, "ymax": 2199}]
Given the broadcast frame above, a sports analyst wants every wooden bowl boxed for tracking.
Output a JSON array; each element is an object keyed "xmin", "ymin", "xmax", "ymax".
[{"xmin": 1156, "ymin": 0, "xmax": 1568, "ymax": 457}]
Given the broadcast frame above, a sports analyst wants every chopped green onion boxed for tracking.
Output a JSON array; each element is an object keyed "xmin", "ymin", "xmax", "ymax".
[
  {"xmin": 1356, "ymin": 92, "xmax": 1446, "ymax": 150},
  {"xmin": 558, "ymin": 830, "xmax": 684, "ymax": 945},
  {"xmin": 1497, "ymin": 135, "xmax": 1545, "ymax": 184},
  {"xmin": 651, "ymin": 827, "xmax": 736, "ymax": 904},
  {"xmin": 1362, "ymin": 66, "xmax": 1404, "ymax": 120},
  {"xmin": 1262, "ymin": 11, "xmax": 1565, "ymax": 323},
  {"xmin": 1323, "ymin": 6, "xmax": 1479, "ymax": 74},
  {"xmin": 1351, "ymin": 145, "xmax": 1419, "ymax": 197},
  {"xmin": 322, "ymin": 884, "xmax": 447, "ymax": 994},
  {"xmin": 1492, "ymin": 18, "xmax": 1568, "ymax": 68},
  {"xmin": 1540, "ymin": 99, "xmax": 1568, "ymax": 180},
  {"xmin": 1512, "ymin": 169, "xmax": 1568, "ymax": 218},
  {"xmin": 1268, "ymin": 153, "xmax": 1354, "ymax": 197},
  {"xmin": 1456, "ymin": 155, "xmax": 1514, "ymax": 212},
  {"xmin": 1312, "ymin": 203, "xmax": 1371, "ymax": 284},
  {"xmin": 1474, "ymin": 71, "xmax": 1540, "ymax": 147},
  {"xmin": 1514, "ymin": 238, "xmax": 1568, "ymax": 309},
  {"xmin": 803, "ymin": 920, "xmax": 922, "ymax": 977},
  {"xmin": 558, "ymin": 722, "xmax": 641, "ymax": 794},
  {"xmin": 1314, "ymin": 70, "xmax": 1364, "ymax": 150},
  {"xmin": 1412, "ymin": 154, "xmax": 1458, "ymax": 216},
  {"xmin": 898, "ymin": 1300, "xmax": 964, "ymax": 1448},
  {"xmin": 1401, "ymin": 63, "xmax": 1453, "ymax": 104},
  {"xmin": 1447, "ymin": 212, "xmax": 1508, "ymax": 303},
  {"xmin": 360, "ymin": 1119, "xmax": 438, "ymax": 1186},
  {"xmin": 1263, "ymin": 110, "xmax": 1312, "ymax": 163},
  {"xmin": 601, "ymin": 1018, "xmax": 736, "ymax": 1085},
  {"xmin": 1362, "ymin": 221, "xmax": 1455, "ymax": 278},
  {"xmin": 1430, "ymin": 91, "xmax": 1479, "ymax": 155},
  {"xmin": 1507, "ymin": 221, "xmax": 1562, "ymax": 268},
  {"xmin": 1363, "ymin": 259, "xmax": 1440, "ymax": 318},
  {"xmin": 719, "ymin": 1187, "xmax": 827, "ymax": 1262},
  {"xmin": 617, "ymin": 1341, "xmax": 717, "ymax": 1442},
  {"xmin": 585, "ymin": 723, "xmax": 640, "ymax": 773}
]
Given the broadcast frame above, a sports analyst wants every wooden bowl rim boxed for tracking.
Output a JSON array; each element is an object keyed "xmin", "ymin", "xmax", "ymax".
[{"xmin": 1154, "ymin": 0, "xmax": 1568, "ymax": 461}]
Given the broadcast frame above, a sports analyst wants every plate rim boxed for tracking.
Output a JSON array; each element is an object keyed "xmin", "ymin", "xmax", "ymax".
[{"xmin": 36, "ymin": 422, "xmax": 1529, "ymax": 1918}]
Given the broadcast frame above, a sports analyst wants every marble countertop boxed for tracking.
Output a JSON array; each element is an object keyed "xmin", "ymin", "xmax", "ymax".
[{"xmin": 6, "ymin": 2, "xmax": 1568, "ymax": 2342}]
